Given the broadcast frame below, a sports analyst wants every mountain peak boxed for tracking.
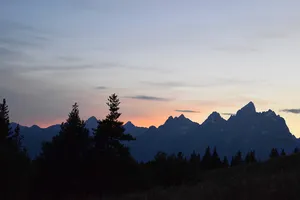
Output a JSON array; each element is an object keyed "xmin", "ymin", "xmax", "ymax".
[
  {"xmin": 236, "ymin": 101, "xmax": 256, "ymax": 116},
  {"xmin": 203, "ymin": 111, "xmax": 225, "ymax": 125},
  {"xmin": 87, "ymin": 116, "xmax": 97, "ymax": 122},
  {"xmin": 178, "ymin": 114, "xmax": 186, "ymax": 119},
  {"xmin": 124, "ymin": 121, "xmax": 135, "ymax": 127}
]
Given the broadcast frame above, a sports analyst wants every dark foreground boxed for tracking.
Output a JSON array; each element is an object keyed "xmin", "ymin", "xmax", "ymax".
[{"xmin": 100, "ymin": 153, "xmax": 300, "ymax": 200}]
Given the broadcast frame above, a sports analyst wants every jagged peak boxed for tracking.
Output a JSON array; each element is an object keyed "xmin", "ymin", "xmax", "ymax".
[
  {"xmin": 167, "ymin": 116, "xmax": 174, "ymax": 120},
  {"xmin": 124, "ymin": 121, "xmax": 135, "ymax": 127},
  {"xmin": 178, "ymin": 114, "xmax": 186, "ymax": 119},
  {"xmin": 87, "ymin": 116, "xmax": 98, "ymax": 122},
  {"xmin": 236, "ymin": 101, "xmax": 256, "ymax": 116},
  {"xmin": 203, "ymin": 111, "xmax": 225, "ymax": 124},
  {"xmin": 30, "ymin": 125, "xmax": 40, "ymax": 129},
  {"xmin": 264, "ymin": 109, "xmax": 276, "ymax": 117}
]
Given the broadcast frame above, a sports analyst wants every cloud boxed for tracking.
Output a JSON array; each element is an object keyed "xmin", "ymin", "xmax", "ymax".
[
  {"xmin": 175, "ymin": 109, "xmax": 200, "ymax": 113},
  {"xmin": 280, "ymin": 109, "xmax": 300, "ymax": 114},
  {"xmin": 0, "ymin": 47, "xmax": 32, "ymax": 63},
  {"xmin": 141, "ymin": 81, "xmax": 192, "ymax": 88},
  {"xmin": 142, "ymin": 78, "xmax": 264, "ymax": 89},
  {"xmin": 95, "ymin": 86, "xmax": 108, "ymax": 90},
  {"xmin": 125, "ymin": 95, "xmax": 171, "ymax": 102},
  {"xmin": 213, "ymin": 46, "xmax": 259, "ymax": 53},
  {"xmin": 221, "ymin": 113, "xmax": 235, "ymax": 116},
  {"xmin": 57, "ymin": 56, "xmax": 83, "ymax": 62},
  {"xmin": 0, "ymin": 20, "xmax": 50, "ymax": 49}
]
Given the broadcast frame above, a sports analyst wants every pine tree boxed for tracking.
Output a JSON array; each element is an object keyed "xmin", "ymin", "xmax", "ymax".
[
  {"xmin": 92, "ymin": 94, "xmax": 136, "ymax": 195},
  {"xmin": 38, "ymin": 103, "xmax": 90, "ymax": 194},
  {"xmin": 94, "ymin": 93, "xmax": 135, "ymax": 155},
  {"xmin": 11, "ymin": 124, "xmax": 25, "ymax": 152},
  {"xmin": 211, "ymin": 146, "xmax": 222, "ymax": 169},
  {"xmin": 0, "ymin": 99, "xmax": 29, "ymax": 199},
  {"xmin": 201, "ymin": 146, "xmax": 212, "ymax": 170},
  {"xmin": 222, "ymin": 156, "xmax": 229, "ymax": 168},
  {"xmin": 280, "ymin": 149, "xmax": 286, "ymax": 156},
  {"xmin": 245, "ymin": 150, "xmax": 257, "ymax": 164},
  {"xmin": 190, "ymin": 150, "xmax": 201, "ymax": 166},
  {"xmin": 231, "ymin": 150, "xmax": 243, "ymax": 167},
  {"xmin": 269, "ymin": 148, "xmax": 279, "ymax": 158},
  {"xmin": 0, "ymin": 99, "xmax": 12, "ymax": 143}
]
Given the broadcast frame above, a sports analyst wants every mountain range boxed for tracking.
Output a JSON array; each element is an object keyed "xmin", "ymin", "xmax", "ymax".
[{"xmin": 11, "ymin": 102, "xmax": 300, "ymax": 161}]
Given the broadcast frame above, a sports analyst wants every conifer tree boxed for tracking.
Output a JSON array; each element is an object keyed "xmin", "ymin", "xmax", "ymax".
[
  {"xmin": 245, "ymin": 150, "xmax": 257, "ymax": 164},
  {"xmin": 280, "ymin": 149, "xmax": 286, "ymax": 156},
  {"xmin": 38, "ymin": 103, "xmax": 90, "ymax": 194},
  {"xmin": 92, "ymin": 94, "xmax": 136, "ymax": 195},
  {"xmin": 269, "ymin": 148, "xmax": 279, "ymax": 158},
  {"xmin": 0, "ymin": 99, "xmax": 12, "ymax": 143},
  {"xmin": 0, "ymin": 99, "xmax": 29, "ymax": 199},
  {"xmin": 190, "ymin": 150, "xmax": 201, "ymax": 166},
  {"xmin": 11, "ymin": 124, "xmax": 25, "ymax": 152},
  {"xmin": 211, "ymin": 146, "xmax": 222, "ymax": 169},
  {"xmin": 222, "ymin": 156, "xmax": 229, "ymax": 168},
  {"xmin": 201, "ymin": 146, "xmax": 212, "ymax": 170},
  {"xmin": 231, "ymin": 150, "xmax": 243, "ymax": 167},
  {"xmin": 94, "ymin": 93, "xmax": 135, "ymax": 155}
]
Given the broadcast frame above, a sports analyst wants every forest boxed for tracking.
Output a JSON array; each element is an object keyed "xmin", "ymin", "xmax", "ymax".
[{"xmin": 0, "ymin": 94, "xmax": 299, "ymax": 200}]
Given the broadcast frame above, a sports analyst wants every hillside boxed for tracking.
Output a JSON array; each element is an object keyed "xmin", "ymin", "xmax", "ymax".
[{"xmin": 106, "ymin": 153, "xmax": 300, "ymax": 200}]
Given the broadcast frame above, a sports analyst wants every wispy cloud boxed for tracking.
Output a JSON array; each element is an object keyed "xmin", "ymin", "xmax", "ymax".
[
  {"xmin": 95, "ymin": 86, "xmax": 108, "ymax": 90},
  {"xmin": 125, "ymin": 95, "xmax": 172, "ymax": 102},
  {"xmin": 175, "ymin": 109, "xmax": 200, "ymax": 113},
  {"xmin": 214, "ymin": 46, "xmax": 259, "ymax": 53},
  {"xmin": 280, "ymin": 109, "xmax": 300, "ymax": 114},
  {"xmin": 142, "ymin": 78, "xmax": 264, "ymax": 89},
  {"xmin": 221, "ymin": 113, "xmax": 235, "ymax": 116},
  {"xmin": 0, "ymin": 20, "xmax": 50, "ymax": 49},
  {"xmin": 57, "ymin": 56, "xmax": 83, "ymax": 62}
]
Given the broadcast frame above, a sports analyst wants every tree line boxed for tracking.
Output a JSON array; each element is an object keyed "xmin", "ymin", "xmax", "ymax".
[{"xmin": 0, "ymin": 94, "xmax": 298, "ymax": 199}]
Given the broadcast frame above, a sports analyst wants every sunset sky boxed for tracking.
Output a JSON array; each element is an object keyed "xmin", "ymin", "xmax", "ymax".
[{"xmin": 0, "ymin": 1, "xmax": 300, "ymax": 136}]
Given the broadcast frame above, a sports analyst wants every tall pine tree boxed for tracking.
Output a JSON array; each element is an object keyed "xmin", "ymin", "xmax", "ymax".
[
  {"xmin": 0, "ymin": 99, "xmax": 29, "ymax": 200},
  {"xmin": 0, "ymin": 99, "xmax": 12, "ymax": 143},
  {"xmin": 211, "ymin": 146, "xmax": 222, "ymax": 169},
  {"xmin": 92, "ymin": 94, "xmax": 136, "ymax": 195},
  {"xmin": 38, "ymin": 103, "xmax": 90, "ymax": 195},
  {"xmin": 201, "ymin": 146, "xmax": 212, "ymax": 170},
  {"xmin": 269, "ymin": 148, "xmax": 279, "ymax": 158}
]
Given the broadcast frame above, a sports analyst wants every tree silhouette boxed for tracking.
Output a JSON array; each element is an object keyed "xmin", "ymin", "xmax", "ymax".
[
  {"xmin": 11, "ymin": 124, "xmax": 25, "ymax": 152},
  {"xmin": 269, "ymin": 148, "xmax": 279, "ymax": 158},
  {"xmin": 0, "ymin": 99, "xmax": 12, "ymax": 143},
  {"xmin": 0, "ymin": 99, "xmax": 29, "ymax": 199},
  {"xmin": 202, "ymin": 146, "xmax": 212, "ymax": 170},
  {"xmin": 294, "ymin": 147, "xmax": 299, "ymax": 154},
  {"xmin": 231, "ymin": 150, "xmax": 243, "ymax": 167},
  {"xmin": 94, "ymin": 93, "xmax": 135, "ymax": 154},
  {"xmin": 190, "ymin": 150, "xmax": 201, "ymax": 167},
  {"xmin": 211, "ymin": 147, "xmax": 222, "ymax": 169},
  {"xmin": 245, "ymin": 150, "xmax": 257, "ymax": 164},
  {"xmin": 92, "ymin": 94, "xmax": 136, "ymax": 195},
  {"xmin": 222, "ymin": 156, "xmax": 229, "ymax": 168},
  {"xmin": 280, "ymin": 149, "xmax": 286, "ymax": 156},
  {"xmin": 38, "ymin": 103, "xmax": 90, "ymax": 195}
]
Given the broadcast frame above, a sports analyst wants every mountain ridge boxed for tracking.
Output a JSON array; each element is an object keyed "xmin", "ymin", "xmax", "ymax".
[{"xmin": 11, "ymin": 102, "xmax": 300, "ymax": 161}]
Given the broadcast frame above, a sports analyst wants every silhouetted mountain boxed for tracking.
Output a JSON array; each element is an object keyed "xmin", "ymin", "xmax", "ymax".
[
  {"xmin": 11, "ymin": 102, "xmax": 300, "ymax": 160},
  {"xmin": 85, "ymin": 116, "xmax": 98, "ymax": 132},
  {"xmin": 124, "ymin": 121, "xmax": 148, "ymax": 137}
]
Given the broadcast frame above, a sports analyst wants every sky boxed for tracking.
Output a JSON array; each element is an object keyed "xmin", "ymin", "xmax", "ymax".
[{"xmin": 0, "ymin": 0, "xmax": 300, "ymax": 136}]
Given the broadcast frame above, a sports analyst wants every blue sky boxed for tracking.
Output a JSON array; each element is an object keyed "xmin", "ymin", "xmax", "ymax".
[{"xmin": 1, "ymin": 0, "xmax": 300, "ymax": 136}]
